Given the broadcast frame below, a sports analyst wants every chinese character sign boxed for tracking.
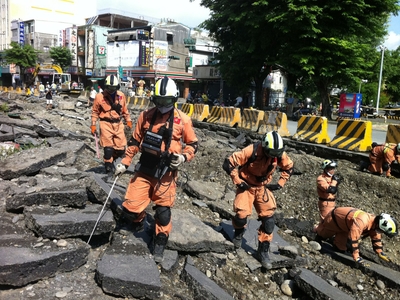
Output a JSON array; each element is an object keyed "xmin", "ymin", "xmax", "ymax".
[
  {"xmin": 153, "ymin": 40, "xmax": 168, "ymax": 71},
  {"xmin": 139, "ymin": 41, "xmax": 149, "ymax": 67}
]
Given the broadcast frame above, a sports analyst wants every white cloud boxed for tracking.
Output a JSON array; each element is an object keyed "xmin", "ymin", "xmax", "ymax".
[{"xmin": 384, "ymin": 31, "xmax": 400, "ymax": 50}]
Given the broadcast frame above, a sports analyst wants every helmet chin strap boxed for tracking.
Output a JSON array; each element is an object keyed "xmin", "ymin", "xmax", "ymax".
[{"xmin": 325, "ymin": 170, "xmax": 334, "ymax": 177}]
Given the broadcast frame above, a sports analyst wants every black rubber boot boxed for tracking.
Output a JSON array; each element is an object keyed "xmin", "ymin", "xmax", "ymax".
[
  {"xmin": 104, "ymin": 162, "xmax": 115, "ymax": 181},
  {"xmin": 153, "ymin": 233, "xmax": 168, "ymax": 263},
  {"xmin": 256, "ymin": 241, "xmax": 272, "ymax": 270},
  {"xmin": 233, "ymin": 228, "xmax": 245, "ymax": 249},
  {"xmin": 359, "ymin": 161, "xmax": 370, "ymax": 172}
]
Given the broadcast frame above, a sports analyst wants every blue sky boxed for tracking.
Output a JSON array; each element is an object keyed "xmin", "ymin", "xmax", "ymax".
[{"xmin": 385, "ymin": 14, "xmax": 400, "ymax": 50}]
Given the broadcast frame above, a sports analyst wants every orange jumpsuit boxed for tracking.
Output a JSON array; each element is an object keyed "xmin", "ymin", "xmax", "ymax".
[
  {"xmin": 226, "ymin": 143, "xmax": 293, "ymax": 243},
  {"xmin": 121, "ymin": 107, "xmax": 198, "ymax": 236},
  {"xmin": 316, "ymin": 173, "xmax": 338, "ymax": 221},
  {"xmin": 316, "ymin": 207, "xmax": 383, "ymax": 261},
  {"xmin": 91, "ymin": 91, "xmax": 132, "ymax": 164},
  {"xmin": 368, "ymin": 143, "xmax": 400, "ymax": 177}
]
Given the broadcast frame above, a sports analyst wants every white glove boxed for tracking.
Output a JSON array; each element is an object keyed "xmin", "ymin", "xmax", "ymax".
[
  {"xmin": 114, "ymin": 163, "xmax": 127, "ymax": 176},
  {"xmin": 169, "ymin": 154, "xmax": 185, "ymax": 170}
]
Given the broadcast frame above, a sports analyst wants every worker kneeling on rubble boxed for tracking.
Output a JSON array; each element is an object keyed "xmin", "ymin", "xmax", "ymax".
[
  {"xmin": 114, "ymin": 76, "xmax": 198, "ymax": 263},
  {"xmin": 223, "ymin": 131, "xmax": 294, "ymax": 269},
  {"xmin": 360, "ymin": 142, "xmax": 400, "ymax": 179},
  {"xmin": 315, "ymin": 207, "xmax": 398, "ymax": 265}
]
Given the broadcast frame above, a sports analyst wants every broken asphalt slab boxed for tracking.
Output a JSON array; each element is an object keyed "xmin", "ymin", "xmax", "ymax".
[
  {"xmin": 0, "ymin": 140, "xmax": 86, "ymax": 180},
  {"xmin": 0, "ymin": 238, "xmax": 90, "ymax": 287}
]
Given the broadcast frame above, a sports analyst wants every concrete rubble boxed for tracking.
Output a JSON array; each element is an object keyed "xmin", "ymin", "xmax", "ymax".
[{"xmin": 1, "ymin": 95, "xmax": 400, "ymax": 299}]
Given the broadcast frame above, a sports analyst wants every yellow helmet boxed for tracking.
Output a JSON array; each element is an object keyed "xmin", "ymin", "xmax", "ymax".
[
  {"xmin": 153, "ymin": 76, "xmax": 179, "ymax": 107},
  {"xmin": 104, "ymin": 75, "xmax": 119, "ymax": 93}
]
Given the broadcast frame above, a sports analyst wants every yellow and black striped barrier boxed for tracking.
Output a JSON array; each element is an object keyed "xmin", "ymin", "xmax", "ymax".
[
  {"xmin": 191, "ymin": 104, "xmax": 210, "ymax": 122},
  {"xmin": 258, "ymin": 111, "xmax": 290, "ymax": 137},
  {"xmin": 385, "ymin": 124, "xmax": 400, "ymax": 144},
  {"xmin": 292, "ymin": 116, "xmax": 330, "ymax": 144},
  {"xmin": 207, "ymin": 106, "xmax": 222, "ymax": 123},
  {"xmin": 328, "ymin": 119, "xmax": 372, "ymax": 151},
  {"xmin": 216, "ymin": 107, "xmax": 241, "ymax": 127},
  {"xmin": 238, "ymin": 108, "xmax": 264, "ymax": 132},
  {"xmin": 181, "ymin": 103, "xmax": 194, "ymax": 117}
]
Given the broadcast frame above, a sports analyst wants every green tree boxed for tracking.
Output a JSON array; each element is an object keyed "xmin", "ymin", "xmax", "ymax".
[
  {"xmin": 4, "ymin": 41, "xmax": 38, "ymax": 86},
  {"xmin": 49, "ymin": 46, "xmax": 72, "ymax": 71},
  {"xmin": 199, "ymin": 0, "xmax": 399, "ymax": 117},
  {"xmin": 382, "ymin": 48, "xmax": 400, "ymax": 103}
]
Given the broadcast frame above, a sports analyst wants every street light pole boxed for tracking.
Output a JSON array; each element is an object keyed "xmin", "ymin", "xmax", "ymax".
[
  {"xmin": 376, "ymin": 45, "xmax": 386, "ymax": 113},
  {"xmin": 358, "ymin": 79, "xmax": 368, "ymax": 93}
]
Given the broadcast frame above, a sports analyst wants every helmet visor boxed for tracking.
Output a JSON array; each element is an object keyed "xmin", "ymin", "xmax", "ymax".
[
  {"xmin": 153, "ymin": 96, "xmax": 175, "ymax": 107},
  {"xmin": 105, "ymin": 85, "xmax": 118, "ymax": 93},
  {"xmin": 266, "ymin": 148, "xmax": 284, "ymax": 158}
]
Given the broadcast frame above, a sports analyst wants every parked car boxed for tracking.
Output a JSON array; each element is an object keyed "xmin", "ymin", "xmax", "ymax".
[{"xmin": 362, "ymin": 106, "xmax": 378, "ymax": 118}]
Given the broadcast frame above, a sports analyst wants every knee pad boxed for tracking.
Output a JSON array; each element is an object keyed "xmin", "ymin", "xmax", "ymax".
[
  {"xmin": 382, "ymin": 162, "xmax": 390, "ymax": 171},
  {"xmin": 232, "ymin": 215, "xmax": 247, "ymax": 228},
  {"xmin": 114, "ymin": 149, "xmax": 125, "ymax": 158},
  {"xmin": 104, "ymin": 147, "xmax": 114, "ymax": 160},
  {"xmin": 155, "ymin": 206, "xmax": 171, "ymax": 226},
  {"xmin": 261, "ymin": 216, "xmax": 275, "ymax": 234},
  {"xmin": 122, "ymin": 207, "xmax": 139, "ymax": 222}
]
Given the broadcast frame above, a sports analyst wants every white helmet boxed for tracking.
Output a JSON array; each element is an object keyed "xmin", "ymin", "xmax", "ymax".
[
  {"xmin": 153, "ymin": 76, "xmax": 179, "ymax": 108},
  {"xmin": 261, "ymin": 131, "xmax": 284, "ymax": 157},
  {"xmin": 321, "ymin": 159, "xmax": 337, "ymax": 170},
  {"xmin": 377, "ymin": 213, "xmax": 398, "ymax": 238},
  {"xmin": 104, "ymin": 75, "xmax": 119, "ymax": 93}
]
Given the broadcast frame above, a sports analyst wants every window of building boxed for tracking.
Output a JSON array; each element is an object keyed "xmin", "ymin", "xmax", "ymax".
[
  {"xmin": 167, "ymin": 32, "xmax": 173, "ymax": 45},
  {"xmin": 43, "ymin": 46, "xmax": 49, "ymax": 52}
]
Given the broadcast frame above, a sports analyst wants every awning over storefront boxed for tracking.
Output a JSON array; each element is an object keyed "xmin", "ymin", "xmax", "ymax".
[{"xmin": 105, "ymin": 69, "xmax": 197, "ymax": 81}]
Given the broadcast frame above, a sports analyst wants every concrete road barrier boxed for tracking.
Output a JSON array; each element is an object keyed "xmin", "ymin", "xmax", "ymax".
[
  {"xmin": 292, "ymin": 116, "xmax": 330, "ymax": 144},
  {"xmin": 207, "ymin": 106, "xmax": 222, "ymax": 123},
  {"xmin": 181, "ymin": 103, "xmax": 194, "ymax": 117},
  {"xmin": 385, "ymin": 124, "xmax": 400, "ymax": 144},
  {"xmin": 216, "ymin": 107, "xmax": 241, "ymax": 127},
  {"xmin": 191, "ymin": 104, "xmax": 210, "ymax": 122},
  {"xmin": 329, "ymin": 119, "xmax": 372, "ymax": 152},
  {"xmin": 239, "ymin": 108, "xmax": 264, "ymax": 132},
  {"xmin": 258, "ymin": 111, "xmax": 290, "ymax": 137}
]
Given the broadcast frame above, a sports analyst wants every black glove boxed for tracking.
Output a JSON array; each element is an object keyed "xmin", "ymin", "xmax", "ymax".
[
  {"xmin": 332, "ymin": 175, "xmax": 341, "ymax": 184},
  {"xmin": 265, "ymin": 184, "xmax": 282, "ymax": 191},
  {"xmin": 237, "ymin": 182, "xmax": 250, "ymax": 190}
]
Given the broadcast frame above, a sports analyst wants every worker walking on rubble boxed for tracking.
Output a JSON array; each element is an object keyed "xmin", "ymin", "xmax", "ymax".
[
  {"xmin": 317, "ymin": 159, "xmax": 341, "ymax": 221},
  {"xmin": 360, "ymin": 142, "xmax": 400, "ymax": 179},
  {"xmin": 315, "ymin": 207, "xmax": 397, "ymax": 265},
  {"xmin": 114, "ymin": 76, "xmax": 198, "ymax": 263},
  {"xmin": 91, "ymin": 75, "xmax": 132, "ymax": 176},
  {"xmin": 222, "ymin": 131, "xmax": 294, "ymax": 269}
]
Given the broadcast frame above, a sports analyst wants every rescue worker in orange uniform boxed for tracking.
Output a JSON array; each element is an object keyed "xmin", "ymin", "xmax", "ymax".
[
  {"xmin": 315, "ymin": 207, "xmax": 397, "ymax": 264},
  {"xmin": 114, "ymin": 76, "xmax": 198, "ymax": 263},
  {"xmin": 317, "ymin": 159, "xmax": 341, "ymax": 221},
  {"xmin": 91, "ymin": 75, "xmax": 132, "ymax": 175},
  {"xmin": 362, "ymin": 142, "xmax": 400, "ymax": 178},
  {"xmin": 223, "ymin": 131, "xmax": 294, "ymax": 269}
]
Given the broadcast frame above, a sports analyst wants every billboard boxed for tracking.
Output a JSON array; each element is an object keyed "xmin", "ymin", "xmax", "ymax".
[{"xmin": 339, "ymin": 93, "xmax": 362, "ymax": 118}]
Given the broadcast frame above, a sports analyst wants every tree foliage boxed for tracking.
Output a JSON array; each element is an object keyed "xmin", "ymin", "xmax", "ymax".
[
  {"xmin": 4, "ymin": 42, "xmax": 38, "ymax": 85},
  {"xmin": 199, "ymin": 0, "xmax": 399, "ymax": 116},
  {"xmin": 49, "ymin": 46, "xmax": 72, "ymax": 71}
]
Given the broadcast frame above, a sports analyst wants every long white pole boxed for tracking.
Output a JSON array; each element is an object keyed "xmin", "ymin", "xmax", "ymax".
[{"xmin": 376, "ymin": 46, "xmax": 385, "ymax": 112}]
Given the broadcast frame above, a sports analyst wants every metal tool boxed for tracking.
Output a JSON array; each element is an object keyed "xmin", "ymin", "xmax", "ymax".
[
  {"xmin": 87, "ymin": 175, "xmax": 119, "ymax": 244},
  {"xmin": 94, "ymin": 132, "xmax": 100, "ymax": 158}
]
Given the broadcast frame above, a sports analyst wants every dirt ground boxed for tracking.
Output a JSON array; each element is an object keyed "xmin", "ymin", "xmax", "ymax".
[{"xmin": 1, "ymin": 95, "xmax": 400, "ymax": 299}]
